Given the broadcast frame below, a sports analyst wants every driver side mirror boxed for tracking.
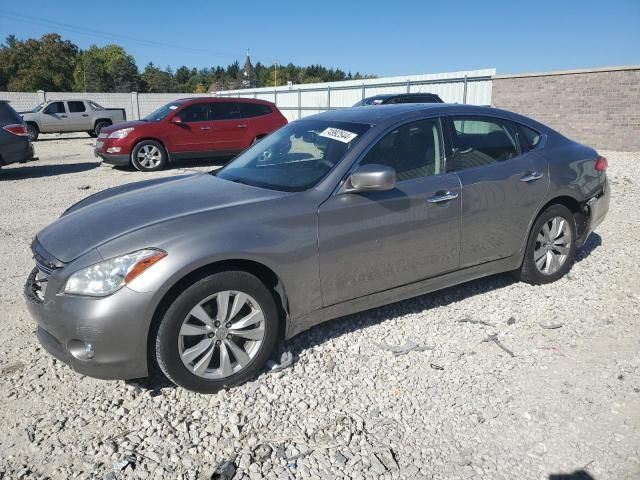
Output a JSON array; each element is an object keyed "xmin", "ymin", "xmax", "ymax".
[
  {"xmin": 171, "ymin": 115, "xmax": 183, "ymax": 124},
  {"xmin": 343, "ymin": 164, "xmax": 396, "ymax": 193}
]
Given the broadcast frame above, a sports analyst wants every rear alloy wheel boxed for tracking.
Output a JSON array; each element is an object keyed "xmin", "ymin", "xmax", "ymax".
[
  {"xmin": 26, "ymin": 123, "xmax": 39, "ymax": 141},
  {"xmin": 131, "ymin": 140, "xmax": 167, "ymax": 172},
  {"xmin": 93, "ymin": 121, "xmax": 110, "ymax": 137},
  {"xmin": 155, "ymin": 271, "xmax": 279, "ymax": 393},
  {"xmin": 515, "ymin": 204, "xmax": 577, "ymax": 284}
]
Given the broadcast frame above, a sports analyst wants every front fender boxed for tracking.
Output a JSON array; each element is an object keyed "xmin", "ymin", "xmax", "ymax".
[{"xmin": 95, "ymin": 195, "xmax": 323, "ymax": 323}]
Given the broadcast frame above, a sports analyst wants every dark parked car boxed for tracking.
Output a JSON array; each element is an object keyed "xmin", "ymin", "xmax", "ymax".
[
  {"xmin": 25, "ymin": 104, "xmax": 609, "ymax": 393},
  {"xmin": 95, "ymin": 97, "xmax": 288, "ymax": 172},
  {"xmin": 0, "ymin": 101, "xmax": 34, "ymax": 168},
  {"xmin": 353, "ymin": 92, "xmax": 443, "ymax": 107}
]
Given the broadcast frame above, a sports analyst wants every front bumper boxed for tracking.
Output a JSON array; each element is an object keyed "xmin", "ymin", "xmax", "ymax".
[
  {"xmin": 94, "ymin": 135, "xmax": 132, "ymax": 166},
  {"xmin": 95, "ymin": 151, "xmax": 131, "ymax": 166},
  {"xmin": 25, "ymin": 266, "xmax": 153, "ymax": 380}
]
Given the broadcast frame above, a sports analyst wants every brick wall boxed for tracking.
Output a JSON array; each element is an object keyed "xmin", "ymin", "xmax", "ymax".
[{"xmin": 492, "ymin": 66, "xmax": 640, "ymax": 151}]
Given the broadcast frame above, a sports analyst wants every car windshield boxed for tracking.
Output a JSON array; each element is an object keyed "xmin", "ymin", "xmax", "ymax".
[
  {"xmin": 353, "ymin": 96, "xmax": 388, "ymax": 107},
  {"xmin": 31, "ymin": 103, "xmax": 44, "ymax": 112},
  {"xmin": 216, "ymin": 120, "xmax": 370, "ymax": 192},
  {"xmin": 143, "ymin": 102, "xmax": 182, "ymax": 121}
]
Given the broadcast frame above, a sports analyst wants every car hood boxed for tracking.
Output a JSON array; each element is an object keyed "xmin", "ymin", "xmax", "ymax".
[
  {"xmin": 37, "ymin": 173, "xmax": 289, "ymax": 263},
  {"xmin": 101, "ymin": 119, "xmax": 149, "ymax": 133}
]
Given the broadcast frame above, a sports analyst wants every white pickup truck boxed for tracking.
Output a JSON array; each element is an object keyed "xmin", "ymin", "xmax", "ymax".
[{"xmin": 20, "ymin": 99, "xmax": 126, "ymax": 141}]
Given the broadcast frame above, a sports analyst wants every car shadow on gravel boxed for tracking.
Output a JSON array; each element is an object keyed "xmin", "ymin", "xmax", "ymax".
[
  {"xmin": 35, "ymin": 136, "xmax": 92, "ymax": 142},
  {"xmin": 131, "ymin": 236, "xmax": 605, "ymax": 394},
  {"xmin": 0, "ymin": 162, "xmax": 99, "ymax": 180},
  {"xmin": 287, "ymin": 272, "xmax": 518, "ymax": 358},
  {"xmin": 575, "ymin": 233, "xmax": 602, "ymax": 262},
  {"xmin": 549, "ymin": 470, "xmax": 595, "ymax": 479}
]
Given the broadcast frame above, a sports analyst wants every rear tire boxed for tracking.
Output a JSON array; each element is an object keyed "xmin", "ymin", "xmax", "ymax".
[
  {"xmin": 93, "ymin": 120, "xmax": 111, "ymax": 137},
  {"xmin": 131, "ymin": 140, "xmax": 167, "ymax": 172},
  {"xmin": 88, "ymin": 131, "xmax": 98, "ymax": 138},
  {"xmin": 26, "ymin": 123, "xmax": 39, "ymax": 141},
  {"xmin": 155, "ymin": 271, "xmax": 280, "ymax": 393},
  {"xmin": 515, "ymin": 204, "xmax": 577, "ymax": 285}
]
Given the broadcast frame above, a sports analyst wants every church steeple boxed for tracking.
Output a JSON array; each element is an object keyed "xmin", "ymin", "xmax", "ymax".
[{"xmin": 242, "ymin": 49, "xmax": 256, "ymax": 87}]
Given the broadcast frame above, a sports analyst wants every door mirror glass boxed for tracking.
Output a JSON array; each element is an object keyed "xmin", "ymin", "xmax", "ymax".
[
  {"xmin": 171, "ymin": 115, "xmax": 183, "ymax": 124},
  {"xmin": 345, "ymin": 164, "xmax": 396, "ymax": 192}
]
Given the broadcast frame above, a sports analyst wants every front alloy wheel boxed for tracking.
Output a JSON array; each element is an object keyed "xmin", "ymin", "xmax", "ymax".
[
  {"xmin": 155, "ymin": 271, "xmax": 279, "ymax": 393},
  {"xmin": 131, "ymin": 140, "xmax": 167, "ymax": 172},
  {"xmin": 178, "ymin": 291, "xmax": 266, "ymax": 379}
]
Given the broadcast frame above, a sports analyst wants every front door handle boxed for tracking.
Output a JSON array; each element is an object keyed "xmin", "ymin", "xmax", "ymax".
[
  {"xmin": 60, "ymin": 115, "xmax": 68, "ymax": 118},
  {"xmin": 520, "ymin": 171, "xmax": 543, "ymax": 183},
  {"xmin": 427, "ymin": 191, "xmax": 459, "ymax": 203},
  {"xmin": 200, "ymin": 126, "xmax": 211, "ymax": 130},
  {"xmin": 81, "ymin": 114, "xmax": 89, "ymax": 117},
  {"xmin": 237, "ymin": 124, "xmax": 247, "ymax": 128}
]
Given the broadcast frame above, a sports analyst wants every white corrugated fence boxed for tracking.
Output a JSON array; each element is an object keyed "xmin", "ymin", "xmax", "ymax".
[{"xmin": 0, "ymin": 68, "xmax": 495, "ymax": 122}]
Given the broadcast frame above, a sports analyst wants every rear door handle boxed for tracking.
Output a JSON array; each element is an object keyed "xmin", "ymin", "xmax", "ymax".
[
  {"xmin": 427, "ymin": 191, "xmax": 459, "ymax": 203},
  {"xmin": 81, "ymin": 114, "xmax": 89, "ymax": 117},
  {"xmin": 520, "ymin": 171, "xmax": 543, "ymax": 182},
  {"xmin": 237, "ymin": 124, "xmax": 247, "ymax": 128},
  {"xmin": 200, "ymin": 126, "xmax": 211, "ymax": 130}
]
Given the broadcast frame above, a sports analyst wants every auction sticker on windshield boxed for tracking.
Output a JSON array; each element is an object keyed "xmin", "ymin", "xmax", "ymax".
[{"xmin": 319, "ymin": 127, "xmax": 358, "ymax": 143}]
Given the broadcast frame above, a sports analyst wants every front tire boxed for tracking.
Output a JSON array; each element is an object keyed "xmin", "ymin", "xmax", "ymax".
[
  {"xmin": 131, "ymin": 140, "xmax": 167, "ymax": 172},
  {"xmin": 515, "ymin": 204, "xmax": 577, "ymax": 285},
  {"xmin": 155, "ymin": 271, "xmax": 280, "ymax": 393},
  {"xmin": 87, "ymin": 131, "xmax": 98, "ymax": 138}
]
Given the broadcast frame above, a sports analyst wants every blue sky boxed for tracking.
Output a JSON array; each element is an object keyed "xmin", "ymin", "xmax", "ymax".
[{"xmin": 1, "ymin": 1, "xmax": 638, "ymax": 76}]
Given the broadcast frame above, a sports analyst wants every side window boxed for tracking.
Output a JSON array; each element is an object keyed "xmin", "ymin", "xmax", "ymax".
[
  {"xmin": 515, "ymin": 123, "xmax": 542, "ymax": 152},
  {"xmin": 239, "ymin": 102, "xmax": 272, "ymax": 118},
  {"xmin": 360, "ymin": 118, "xmax": 444, "ymax": 181},
  {"xmin": 44, "ymin": 102, "xmax": 66, "ymax": 114},
  {"xmin": 210, "ymin": 102, "xmax": 241, "ymax": 120},
  {"xmin": 446, "ymin": 117, "xmax": 518, "ymax": 172},
  {"xmin": 391, "ymin": 95, "xmax": 431, "ymax": 104},
  {"xmin": 67, "ymin": 101, "xmax": 86, "ymax": 113},
  {"xmin": 89, "ymin": 101, "xmax": 104, "ymax": 110},
  {"xmin": 178, "ymin": 103, "xmax": 209, "ymax": 122}
]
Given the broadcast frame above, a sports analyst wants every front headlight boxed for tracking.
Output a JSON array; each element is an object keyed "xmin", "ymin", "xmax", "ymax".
[
  {"xmin": 108, "ymin": 127, "xmax": 134, "ymax": 139},
  {"xmin": 64, "ymin": 249, "xmax": 166, "ymax": 297}
]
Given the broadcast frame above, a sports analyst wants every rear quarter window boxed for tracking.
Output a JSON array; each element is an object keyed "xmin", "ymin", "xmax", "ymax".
[
  {"xmin": 516, "ymin": 124, "xmax": 542, "ymax": 152},
  {"xmin": 239, "ymin": 102, "xmax": 272, "ymax": 118}
]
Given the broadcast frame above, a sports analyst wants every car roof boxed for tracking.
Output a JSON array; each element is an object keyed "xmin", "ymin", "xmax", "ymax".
[
  {"xmin": 301, "ymin": 103, "xmax": 550, "ymax": 131},
  {"xmin": 178, "ymin": 97, "xmax": 275, "ymax": 106}
]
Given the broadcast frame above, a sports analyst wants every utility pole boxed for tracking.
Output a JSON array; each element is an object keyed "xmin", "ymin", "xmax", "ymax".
[
  {"xmin": 274, "ymin": 60, "xmax": 278, "ymax": 87},
  {"xmin": 82, "ymin": 50, "xmax": 87, "ymax": 93}
]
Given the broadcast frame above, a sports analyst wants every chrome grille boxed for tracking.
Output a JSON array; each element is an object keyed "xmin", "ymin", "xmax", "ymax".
[{"xmin": 33, "ymin": 251, "xmax": 59, "ymax": 278}]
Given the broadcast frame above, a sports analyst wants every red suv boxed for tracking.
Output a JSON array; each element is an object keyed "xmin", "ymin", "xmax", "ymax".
[{"xmin": 95, "ymin": 98, "xmax": 287, "ymax": 172}]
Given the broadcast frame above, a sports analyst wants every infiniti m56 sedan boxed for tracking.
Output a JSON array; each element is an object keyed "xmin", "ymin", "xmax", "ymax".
[{"xmin": 25, "ymin": 104, "xmax": 609, "ymax": 393}]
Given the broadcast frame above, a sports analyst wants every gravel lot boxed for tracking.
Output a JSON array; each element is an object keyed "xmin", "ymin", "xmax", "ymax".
[{"xmin": 0, "ymin": 135, "xmax": 638, "ymax": 480}]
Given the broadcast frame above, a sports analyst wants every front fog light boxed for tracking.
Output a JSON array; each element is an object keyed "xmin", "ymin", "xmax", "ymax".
[
  {"xmin": 68, "ymin": 340, "xmax": 95, "ymax": 360},
  {"xmin": 106, "ymin": 147, "xmax": 121, "ymax": 153}
]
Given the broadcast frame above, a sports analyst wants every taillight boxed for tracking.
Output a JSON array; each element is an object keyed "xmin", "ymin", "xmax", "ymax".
[
  {"xmin": 595, "ymin": 155, "xmax": 608, "ymax": 172},
  {"xmin": 3, "ymin": 124, "xmax": 28, "ymax": 136}
]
